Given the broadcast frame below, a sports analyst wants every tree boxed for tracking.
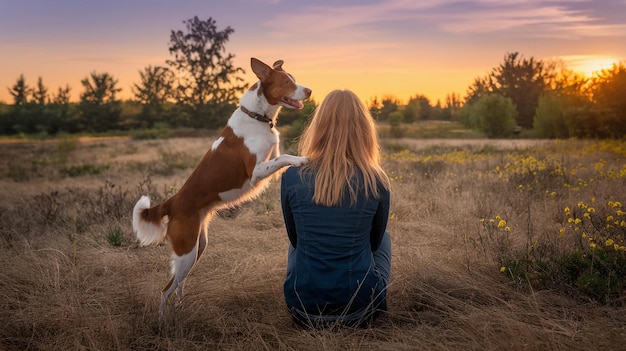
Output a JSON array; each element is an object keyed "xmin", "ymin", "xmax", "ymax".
[
  {"xmin": 167, "ymin": 16, "xmax": 247, "ymax": 128},
  {"xmin": 533, "ymin": 64, "xmax": 591, "ymax": 139},
  {"xmin": 388, "ymin": 111, "xmax": 405, "ymax": 138},
  {"xmin": 368, "ymin": 97, "xmax": 382, "ymax": 120},
  {"xmin": 465, "ymin": 76, "xmax": 492, "ymax": 105},
  {"xmin": 402, "ymin": 96, "xmax": 421, "ymax": 123},
  {"xmin": 466, "ymin": 52, "xmax": 551, "ymax": 129},
  {"xmin": 32, "ymin": 77, "xmax": 48, "ymax": 105},
  {"xmin": 591, "ymin": 61, "xmax": 626, "ymax": 136},
  {"xmin": 466, "ymin": 94, "xmax": 516, "ymax": 138},
  {"xmin": 533, "ymin": 92, "xmax": 571, "ymax": 138},
  {"xmin": 51, "ymin": 85, "xmax": 74, "ymax": 133},
  {"xmin": 376, "ymin": 96, "xmax": 400, "ymax": 121},
  {"xmin": 52, "ymin": 85, "xmax": 72, "ymax": 105},
  {"xmin": 133, "ymin": 65, "xmax": 176, "ymax": 127},
  {"xmin": 8, "ymin": 74, "xmax": 31, "ymax": 107},
  {"xmin": 413, "ymin": 94, "xmax": 432, "ymax": 120},
  {"xmin": 443, "ymin": 92, "xmax": 463, "ymax": 121},
  {"xmin": 79, "ymin": 71, "xmax": 122, "ymax": 132}
]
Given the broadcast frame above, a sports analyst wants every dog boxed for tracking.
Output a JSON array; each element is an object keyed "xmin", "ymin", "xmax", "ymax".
[{"xmin": 132, "ymin": 57, "xmax": 311, "ymax": 318}]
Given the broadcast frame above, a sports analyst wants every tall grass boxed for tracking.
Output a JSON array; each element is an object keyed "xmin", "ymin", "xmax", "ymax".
[{"xmin": 0, "ymin": 137, "xmax": 624, "ymax": 350}]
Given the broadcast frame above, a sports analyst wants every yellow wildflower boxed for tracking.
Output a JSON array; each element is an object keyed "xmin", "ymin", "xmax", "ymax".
[
  {"xmin": 500, "ymin": 266, "xmax": 506, "ymax": 273},
  {"xmin": 497, "ymin": 220, "xmax": 507, "ymax": 228},
  {"xmin": 590, "ymin": 243, "xmax": 597, "ymax": 249},
  {"xmin": 606, "ymin": 239, "xmax": 615, "ymax": 247}
]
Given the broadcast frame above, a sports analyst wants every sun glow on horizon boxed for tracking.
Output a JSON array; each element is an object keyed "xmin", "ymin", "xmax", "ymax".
[{"xmin": 561, "ymin": 55, "xmax": 621, "ymax": 78}]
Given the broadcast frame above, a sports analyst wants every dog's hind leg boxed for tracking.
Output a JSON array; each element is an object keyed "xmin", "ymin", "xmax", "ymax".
[
  {"xmin": 196, "ymin": 227, "xmax": 209, "ymax": 261},
  {"xmin": 195, "ymin": 211, "xmax": 212, "ymax": 262},
  {"xmin": 158, "ymin": 214, "xmax": 201, "ymax": 318},
  {"xmin": 159, "ymin": 247, "xmax": 197, "ymax": 317}
]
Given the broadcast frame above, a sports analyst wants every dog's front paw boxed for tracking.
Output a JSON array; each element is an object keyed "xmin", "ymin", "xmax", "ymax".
[{"xmin": 292, "ymin": 156, "xmax": 309, "ymax": 167}]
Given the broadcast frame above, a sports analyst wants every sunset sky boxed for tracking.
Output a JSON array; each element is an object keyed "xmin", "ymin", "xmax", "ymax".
[{"xmin": 1, "ymin": 0, "xmax": 625, "ymax": 105}]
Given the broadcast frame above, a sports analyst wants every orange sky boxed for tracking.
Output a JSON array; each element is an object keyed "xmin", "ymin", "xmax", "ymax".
[{"xmin": 1, "ymin": 1, "xmax": 624, "ymax": 105}]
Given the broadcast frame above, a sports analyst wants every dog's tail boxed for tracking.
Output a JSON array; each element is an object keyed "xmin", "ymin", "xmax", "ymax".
[{"xmin": 132, "ymin": 195, "xmax": 170, "ymax": 246}]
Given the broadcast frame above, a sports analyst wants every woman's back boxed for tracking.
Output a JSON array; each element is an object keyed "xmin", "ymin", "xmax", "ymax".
[
  {"xmin": 281, "ymin": 166, "xmax": 390, "ymax": 316},
  {"xmin": 281, "ymin": 89, "xmax": 392, "ymax": 327}
]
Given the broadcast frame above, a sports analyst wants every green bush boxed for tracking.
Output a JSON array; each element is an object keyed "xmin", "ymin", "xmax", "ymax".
[
  {"xmin": 106, "ymin": 227, "xmax": 124, "ymax": 247},
  {"xmin": 533, "ymin": 93, "xmax": 571, "ymax": 138},
  {"xmin": 469, "ymin": 94, "xmax": 517, "ymax": 138},
  {"xmin": 388, "ymin": 111, "xmax": 405, "ymax": 138}
]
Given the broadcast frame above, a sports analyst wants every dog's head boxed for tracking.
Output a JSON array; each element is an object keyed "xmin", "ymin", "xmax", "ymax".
[{"xmin": 250, "ymin": 57, "xmax": 312, "ymax": 109}]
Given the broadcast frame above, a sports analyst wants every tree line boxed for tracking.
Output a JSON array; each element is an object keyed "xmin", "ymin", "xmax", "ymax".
[
  {"xmin": 0, "ymin": 17, "xmax": 249, "ymax": 136},
  {"xmin": 1, "ymin": 16, "xmax": 624, "ymax": 139},
  {"xmin": 370, "ymin": 53, "xmax": 626, "ymax": 138}
]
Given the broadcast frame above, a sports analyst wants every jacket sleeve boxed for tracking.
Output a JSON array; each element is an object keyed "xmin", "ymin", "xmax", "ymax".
[
  {"xmin": 370, "ymin": 186, "xmax": 390, "ymax": 251},
  {"xmin": 281, "ymin": 170, "xmax": 297, "ymax": 248}
]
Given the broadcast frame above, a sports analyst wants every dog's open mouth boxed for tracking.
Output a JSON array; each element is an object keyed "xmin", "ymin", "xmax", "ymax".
[{"xmin": 281, "ymin": 96, "xmax": 304, "ymax": 110}]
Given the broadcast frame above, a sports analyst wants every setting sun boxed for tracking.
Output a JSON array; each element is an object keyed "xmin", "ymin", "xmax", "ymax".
[{"xmin": 562, "ymin": 55, "xmax": 620, "ymax": 78}]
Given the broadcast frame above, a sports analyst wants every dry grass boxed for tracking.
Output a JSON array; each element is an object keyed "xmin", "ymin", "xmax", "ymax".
[{"xmin": 1, "ymin": 136, "xmax": 625, "ymax": 350}]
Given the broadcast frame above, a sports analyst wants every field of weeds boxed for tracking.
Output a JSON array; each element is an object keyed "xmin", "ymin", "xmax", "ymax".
[{"xmin": 0, "ymin": 136, "xmax": 625, "ymax": 350}]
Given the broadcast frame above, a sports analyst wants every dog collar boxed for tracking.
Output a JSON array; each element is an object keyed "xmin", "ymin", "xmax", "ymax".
[{"xmin": 240, "ymin": 105, "xmax": 274, "ymax": 129}]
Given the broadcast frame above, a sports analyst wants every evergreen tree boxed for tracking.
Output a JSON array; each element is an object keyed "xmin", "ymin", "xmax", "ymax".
[{"xmin": 79, "ymin": 72, "xmax": 122, "ymax": 132}]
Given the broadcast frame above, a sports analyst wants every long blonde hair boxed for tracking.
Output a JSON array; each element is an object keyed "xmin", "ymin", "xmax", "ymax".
[{"xmin": 298, "ymin": 89, "xmax": 390, "ymax": 207}]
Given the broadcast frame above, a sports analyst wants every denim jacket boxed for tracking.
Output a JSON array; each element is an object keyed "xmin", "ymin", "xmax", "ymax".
[{"xmin": 281, "ymin": 166, "xmax": 390, "ymax": 319}]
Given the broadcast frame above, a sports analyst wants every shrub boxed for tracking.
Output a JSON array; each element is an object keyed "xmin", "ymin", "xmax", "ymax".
[
  {"xmin": 388, "ymin": 111, "xmax": 405, "ymax": 138},
  {"xmin": 106, "ymin": 227, "xmax": 124, "ymax": 246},
  {"xmin": 533, "ymin": 92, "xmax": 571, "ymax": 138},
  {"xmin": 469, "ymin": 94, "xmax": 517, "ymax": 138},
  {"xmin": 499, "ymin": 199, "xmax": 626, "ymax": 304}
]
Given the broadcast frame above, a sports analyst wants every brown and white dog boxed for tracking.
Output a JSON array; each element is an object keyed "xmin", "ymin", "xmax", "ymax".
[{"xmin": 132, "ymin": 58, "xmax": 311, "ymax": 317}]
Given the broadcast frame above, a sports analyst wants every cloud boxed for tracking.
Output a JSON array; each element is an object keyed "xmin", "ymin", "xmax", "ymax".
[
  {"xmin": 260, "ymin": 0, "xmax": 625, "ymax": 40},
  {"xmin": 261, "ymin": 0, "xmax": 434, "ymax": 38}
]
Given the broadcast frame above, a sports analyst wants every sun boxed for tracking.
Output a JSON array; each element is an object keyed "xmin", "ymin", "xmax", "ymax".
[{"xmin": 561, "ymin": 55, "xmax": 620, "ymax": 78}]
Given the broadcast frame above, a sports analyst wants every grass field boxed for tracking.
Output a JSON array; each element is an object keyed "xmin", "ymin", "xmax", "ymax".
[{"xmin": 0, "ymin": 134, "xmax": 625, "ymax": 350}]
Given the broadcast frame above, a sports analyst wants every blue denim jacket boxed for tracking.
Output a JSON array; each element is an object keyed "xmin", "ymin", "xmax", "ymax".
[{"xmin": 281, "ymin": 166, "xmax": 390, "ymax": 318}]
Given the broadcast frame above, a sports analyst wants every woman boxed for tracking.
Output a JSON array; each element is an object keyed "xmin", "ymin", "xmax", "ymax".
[{"xmin": 280, "ymin": 89, "xmax": 392, "ymax": 328}]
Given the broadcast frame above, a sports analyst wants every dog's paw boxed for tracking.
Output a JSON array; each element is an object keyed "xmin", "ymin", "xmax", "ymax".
[{"xmin": 292, "ymin": 156, "xmax": 309, "ymax": 167}]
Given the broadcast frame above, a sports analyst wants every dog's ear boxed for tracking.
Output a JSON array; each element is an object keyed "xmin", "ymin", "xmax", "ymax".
[
  {"xmin": 251, "ymin": 58, "xmax": 272, "ymax": 82},
  {"xmin": 273, "ymin": 60, "xmax": 284, "ymax": 71}
]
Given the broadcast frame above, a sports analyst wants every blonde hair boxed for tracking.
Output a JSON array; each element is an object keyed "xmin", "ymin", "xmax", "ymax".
[{"xmin": 298, "ymin": 89, "xmax": 390, "ymax": 207}]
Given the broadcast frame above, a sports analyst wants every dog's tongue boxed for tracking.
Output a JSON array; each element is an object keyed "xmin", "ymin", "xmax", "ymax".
[{"xmin": 283, "ymin": 97, "xmax": 304, "ymax": 109}]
